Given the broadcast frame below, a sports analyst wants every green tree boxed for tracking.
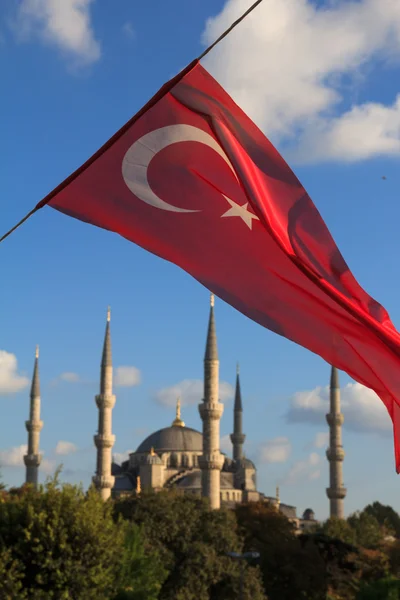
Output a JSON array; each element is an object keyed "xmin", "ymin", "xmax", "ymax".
[
  {"xmin": 0, "ymin": 470, "xmax": 5, "ymax": 491},
  {"xmin": 356, "ymin": 577, "xmax": 400, "ymax": 600},
  {"xmin": 318, "ymin": 517, "xmax": 357, "ymax": 546},
  {"xmin": 113, "ymin": 523, "xmax": 167, "ymax": 600},
  {"xmin": 388, "ymin": 540, "xmax": 400, "ymax": 577},
  {"xmin": 235, "ymin": 502, "xmax": 327, "ymax": 600},
  {"xmin": 348, "ymin": 511, "xmax": 384, "ymax": 549},
  {"xmin": 356, "ymin": 548, "xmax": 390, "ymax": 583},
  {"xmin": 0, "ymin": 478, "xmax": 162, "ymax": 599},
  {"xmin": 0, "ymin": 547, "xmax": 26, "ymax": 599},
  {"xmin": 300, "ymin": 532, "xmax": 360, "ymax": 600},
  {"xmin": 364, "ymin": 502, "xmax": 400, "ymax": 538},
  {"xmin": 114, "ymin": 490, "xmax": 267, "ymax": 600}
]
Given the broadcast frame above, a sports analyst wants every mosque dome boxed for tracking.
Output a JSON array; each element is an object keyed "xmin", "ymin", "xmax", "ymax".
[
  {"xmin": 136, "ymin": 398, "xmax": 203, "ymax": 454},
  {"xmin": 303, "ymin": 508, "xmax": 315, "ymax": 521},
  {"xmin": 136, "ymin": 426, "xmax": 203, "ymax": 453}
]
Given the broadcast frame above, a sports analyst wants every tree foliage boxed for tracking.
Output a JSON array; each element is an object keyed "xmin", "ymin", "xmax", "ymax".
[
  {"xmin": 364, "ymin": 502, "xmax": 400, "ymax": 538},
  {"xmin": 0, "ymin": 479, "xmax": 163, "ymax": 600},
  {"xmin": 235, "ymin": 502, "xmax": 327, "ymax": 600},
  {"xmin": 2, "ymin": 480, "xmax": 400, "ymax": 600},
  {"xmin": 114, "ymin": 490, "xmax": 267, "ymax": 600},
  {"xmin": 348, "ymin": 511, "xmax": 386, "ymax": 550},
  {"xmin": 318, "ymin": 517, "xmax": 357, "ymax": 546},
  {"xmin": 318, "ymin": 510, "xmax": 388, "ymax": 551},
  {"xmin": 113, "ymin": 523, "xmax": 166, "ymax": 600},
  {"xmin": 356, "ymin": 576, "xmax": 400, "ymax": 600},
  {"xmin": 388, "ymin": 540, "xmax": 400, "ymax": 578}
]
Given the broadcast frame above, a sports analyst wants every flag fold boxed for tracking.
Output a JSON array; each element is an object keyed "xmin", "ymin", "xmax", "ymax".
[{"xmin": 40, "ymin": 61, "xmax": 400, "ymax": 470}]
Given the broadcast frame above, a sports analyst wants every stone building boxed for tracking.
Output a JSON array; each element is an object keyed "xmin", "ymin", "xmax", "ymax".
[
  {"xmin": 23, "ymin": 297, "xmax": 344, "ymax": 525},
  {"xmin": 108, "ymin": 296, "xmax": 300, "ymax": 518}
]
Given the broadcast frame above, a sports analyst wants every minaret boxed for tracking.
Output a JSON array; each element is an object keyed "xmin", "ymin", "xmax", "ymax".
[
  {"xmin": 24, "ymin": 346, "xmax": 43, "ymax": 487},
  {"xmin": 326, "ymin": 366, "xmax": 346, "ymax": 519},
  {"xmin": 230, "ymin": 363, "xmax": 246, "ymax": 461},
  {"xmin": 93, "ymin": 307, "xmax": 116, "ymax": 501},
  {"xmin": 198, "ymin": 294, "xmax": 224, "ymax": 510}
]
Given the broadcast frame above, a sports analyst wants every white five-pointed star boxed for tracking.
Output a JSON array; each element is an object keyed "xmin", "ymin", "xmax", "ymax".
[{"xmin": 221, "ymin": 196, "xmax": 259, "ymax": 230}]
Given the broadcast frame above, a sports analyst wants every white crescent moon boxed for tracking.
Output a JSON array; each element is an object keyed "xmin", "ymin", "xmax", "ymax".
[{"xmin": 122, "ymin": 124, "xmax": 236, "ymax": 213}]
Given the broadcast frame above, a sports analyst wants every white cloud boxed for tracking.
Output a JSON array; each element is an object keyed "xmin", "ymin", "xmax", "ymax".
[
  {"xmin": 55, "ymin": 441, "xmax": 77, "ymax": 455},
  {"xmin": 220, "ymin": 434, "xmax": 232, "ymax": 454},
  {"xmin": 296, "ymin": 96, "xmax": 400, "ymax": 163},
  {"xmin": 314, "ymin": 432, "xmax": 329, "ymax": 449},
  {"xmin": 286, "ymin": 382, "xmax": 391, "ymax": 434},
  {"xmin": 260, "ymin": 436, "xmax": 291, "ymax": 464},
  {"xmin": 283, "ymin": 452, "xmax": 321, "ymax": 485},
  {"xmin": 115, "ymin": 366, "xmax": 141, "ymax": 388},
  {"xmin": 0, "ymin": 445, "xmax": 55, "ymax": 475},
  {"xmin": 202, "ymin": 0, "xmax": 400, "ymax": 163},
  {"xmin": 113, "ymin": 450, "xmax": 133, "ymax": 464},
  {"xmin": 60, "ymin": 372, "xmax": 81, "ymax": 383},
  {"xmin": 0, "ymin": 351, "xmax": 29, "ymax": 395},
  {"xmin": 0, "ymin": 445, "xmax": 27, "ymax": 467},
  {"xmin": 41, "ymin": 458, "xmax": 56, "ymax": 475},
  {"xmin": 14, "ymin": 0, "xmax": 100, "ymax": 66},
  {"xmin": 309, "ymin": 469, "xmax": 321, "ymax": 481},
  {"xmin": 122, "ymin": 21, "xmax": 135, "ymax": 40},
  {"xmin": 50, "ymin": 371, "xmax": 82, "ymax": 387},
  {"xmin": 154, "ymin": 378, "xmax": 234, "ymax": 408}
]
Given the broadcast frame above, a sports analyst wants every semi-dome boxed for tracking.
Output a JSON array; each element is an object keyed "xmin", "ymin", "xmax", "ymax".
[
  {"xmin": 136, "ymin": 425, "xmax": 203, "ymax": 453},
  {"xmin": 238, "ymin": 457, "xmax": 256, "ymax": 469},
  {"xmin": 175, "ymin": 470, "xmax": 234, "ymax": 490},
  {"xmin": 145, "ymin": 449, "xmax": 163, "ymax": 465}
]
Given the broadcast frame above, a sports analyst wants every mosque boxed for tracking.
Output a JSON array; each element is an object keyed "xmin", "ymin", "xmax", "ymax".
[{"xmin": 23, "ymin": 296, "xmax": 346, "ymax": 530}]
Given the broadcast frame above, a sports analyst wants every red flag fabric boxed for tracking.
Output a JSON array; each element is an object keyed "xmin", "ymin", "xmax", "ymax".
[{"xmin": 39, "ymin": 60, "xmax": 400, "ymax": 470}]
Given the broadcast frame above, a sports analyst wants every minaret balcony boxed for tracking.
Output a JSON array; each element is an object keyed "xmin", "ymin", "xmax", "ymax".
[
  {"xmin": 326, "ymin": 486, "xmax": 347, "ymax": 500},
  {"xmin": 94, "ymin": 434, "xmax": 115, "ymax": 449},
  {"xmin": 198, "ymin": 452, "xmax": 224, "ymax": 470},
  {"xmin": 95, "ymin": 394, "xmax": 116, "ymax": 409},
  {"xmin": 230, "ymin": 433, "xmax": 246, "ymax": 445},
  {"xmin": 23, "ymin": 453, "xmax": 42, "ymax": 467},
  {"xmin": 198, "ymin": 403, "xmax": 224, "ymax": 420},
  {"xmin": 326, "ymin": 413, "xmax": 344, "ymax": 427},
  {"xmin": 326, "ymin": 447, "xmax": 345, "ymax": 461},
  {"xmin": 25, "ymin": 420, "xmax": 43, "ymax": 433},
  {"xmin": 92, "ymin": 474, "xmax": 115, "ymax": 489}
]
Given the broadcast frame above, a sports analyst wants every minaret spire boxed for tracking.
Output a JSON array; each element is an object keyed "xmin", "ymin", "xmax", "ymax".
[
  {"xmin": 24, "ymin": 346, "xmax": 43, "ymax": 487},
  {"xmin": 93, "ymin": 307, "xmax": 116, "ymax": 501},
  {"xmin": 276, "ymin": 485, "xmax": 280, "ymax": 511},
  {"xmin": 172, "ymin": 397, "xmax": 185, "ymax": 427},
  {"xmin": 199, "ymin": 293, "xmax": 224, "ymax": 509},
  {"xmin": 326, "ymin": 366, "xmax": 346, "ymax": 519},
  {"xmin": 230, "ymin": 363, "xmax": 246, "ymax": 461}
]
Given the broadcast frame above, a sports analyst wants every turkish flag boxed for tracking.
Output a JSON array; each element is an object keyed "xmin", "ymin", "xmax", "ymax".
[{"xmin": 37, "ymin": 60, "xmax": 400, "ymax": 470}]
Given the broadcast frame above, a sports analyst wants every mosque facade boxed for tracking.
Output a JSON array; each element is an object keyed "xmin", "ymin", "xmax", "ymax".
[{"xmin": 23, "ymin": 295, "xmax": 346, "ymax": 528}]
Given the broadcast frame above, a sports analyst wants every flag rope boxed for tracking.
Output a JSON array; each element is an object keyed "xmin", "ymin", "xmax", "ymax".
[
  {"xmin": 0, "ymin": 0, "xmax": 265, "ymax": 245},
  {"xmin": 198, "ymin": 0, "xmax": 264, "ymax": 61}
]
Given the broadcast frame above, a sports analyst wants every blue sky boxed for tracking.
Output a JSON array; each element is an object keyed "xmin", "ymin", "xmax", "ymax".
[{"xmin": 1, "ymin": 0, "xmax": 400, "ymax": 520}]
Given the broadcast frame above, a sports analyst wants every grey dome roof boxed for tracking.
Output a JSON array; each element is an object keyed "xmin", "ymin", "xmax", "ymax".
[
  {"xmin": 136, "ymin": 426, "xmax": 203, "ymax": 453},
  {"xmin": 175, "ymin": 470, "xmax": 234, "ymax": 490},
  {"xmin": 303, "ymin": 508, "xmax": 315, "ymax": 520},
  {"xmin": 238, "ymin": 457, "xmax": 256, "ymax": 469}
]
